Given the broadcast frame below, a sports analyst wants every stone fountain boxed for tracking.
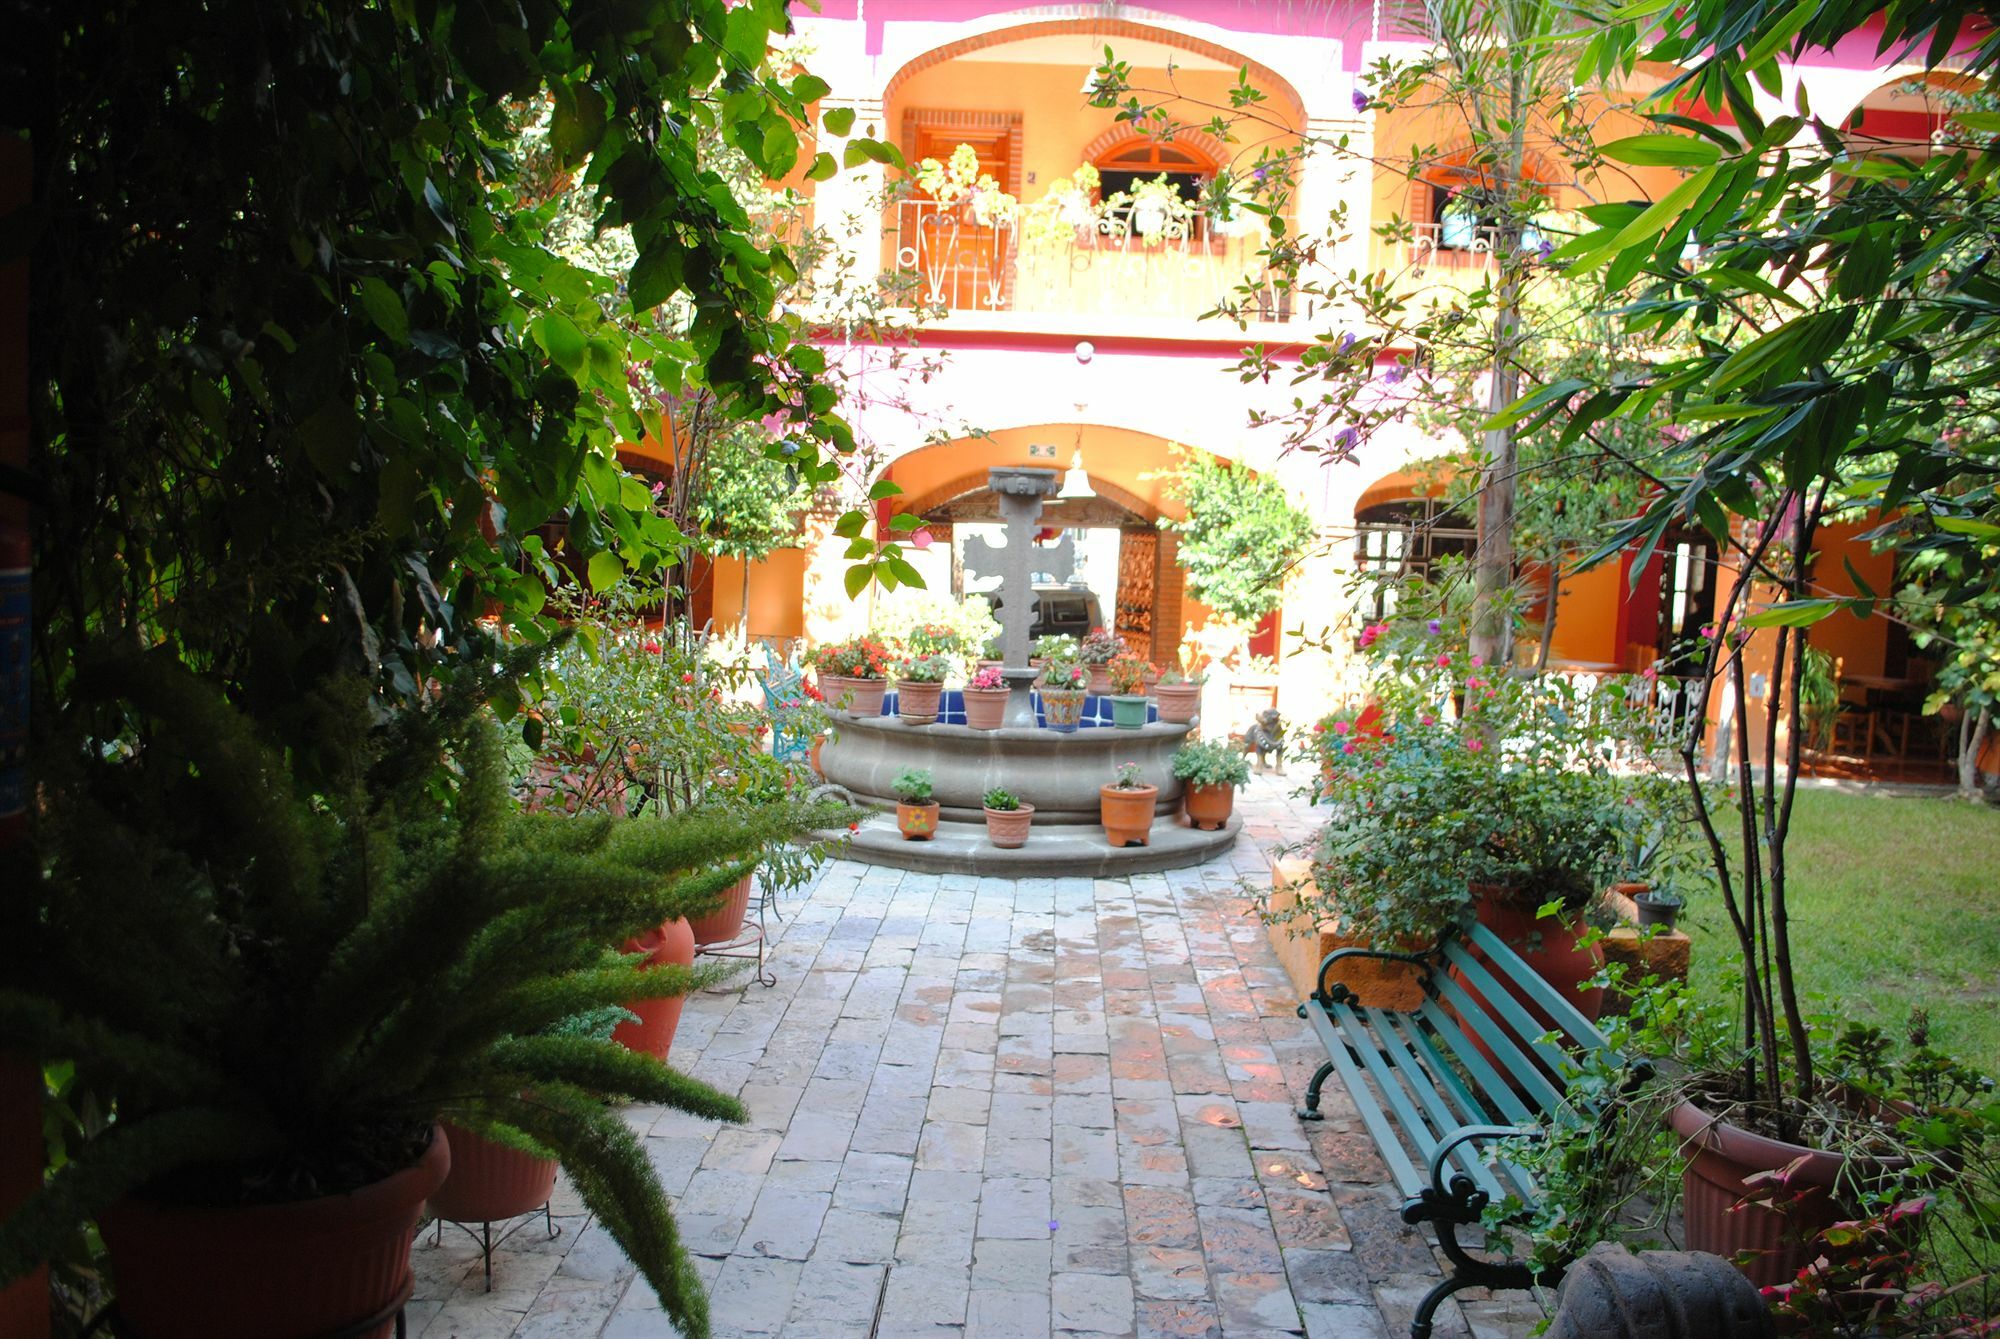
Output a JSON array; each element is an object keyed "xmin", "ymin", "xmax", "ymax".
[{"xmin": 820, "ymin": 467, "xmax": 1239, "ymax": 874}]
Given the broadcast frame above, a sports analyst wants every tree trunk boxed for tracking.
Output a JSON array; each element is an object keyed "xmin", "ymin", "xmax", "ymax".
[{"xmin": 1963, "ymin": 706, "xmax": 1992, "ymax": 797}]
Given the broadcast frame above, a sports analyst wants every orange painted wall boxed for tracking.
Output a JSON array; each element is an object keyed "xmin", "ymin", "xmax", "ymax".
[
  {"xmin": 709, "ymin": 548, "xmax": 808, "ymax": 640},
  {"xmin": 889, "ymin": 424, "xmax": 1220, "ymax": 522},
  {"xmin": 1543, "ymin": 558, "xmax": 1627, "ymax": 668},
  {"xmin": 1804, "ymin": 518, "xmax": 1894, "ymax": 679},
  {"xmin": 890, "ymin": 60, "xmax": 1297, "ymax": 198}
]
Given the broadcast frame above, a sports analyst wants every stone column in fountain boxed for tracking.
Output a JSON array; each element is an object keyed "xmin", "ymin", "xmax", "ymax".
[{"xmin": 987, "ymin": 467, "xmax": 1059, "ymax": 728}]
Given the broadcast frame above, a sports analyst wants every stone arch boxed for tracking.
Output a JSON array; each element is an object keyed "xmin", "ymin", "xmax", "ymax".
[{"xmin": 879, "ymin": 20, "xmax": 1307, "ymax": 131}]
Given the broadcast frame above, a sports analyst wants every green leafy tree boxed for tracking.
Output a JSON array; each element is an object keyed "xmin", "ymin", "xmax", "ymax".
[{"xmin": 1158, "ymin": 449, "xmax": 1314, "ymax": 625}]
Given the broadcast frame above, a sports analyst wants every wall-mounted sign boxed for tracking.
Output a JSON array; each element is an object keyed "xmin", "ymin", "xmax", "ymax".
[{"xmin": 1027, "ymin": 442, "xmax": 1058, "ymax": 460}]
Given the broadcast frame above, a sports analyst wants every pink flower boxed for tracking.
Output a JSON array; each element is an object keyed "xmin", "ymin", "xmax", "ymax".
[
  {"xmin": 1420, "ymin": 714, "xmax": 1435, "ymax": 726},
  {"xmin": 1341, "ymin": 741, "xmax": 1357, "ymax": 754},
  {"xmin": 1641, "ymin": 665, "xmax": 1658, "ymax": 681},
  {"xmin": 1467, "ymin": 677, "xmax": 1484, "ymax": 690},
  {"xmin": 1332, "ymin": 721, "xmax": 1350, "ymax": 735},
  {"xmin": 911, "ymin": 528, "xmax": 934, "ymax": 551},
  {"xmin": 1435, "ymin": 653, "xmax": 1451, "ymax": 668},
  {"xmin": 1470, "ymin": 654, "xmax": 1484, "ymax": 667},
  {"xmin": 1311, "ymin": 722, "xmax": 1325, "ymax": 733},
  {"xmin": 1467, "ymin": 738, "xmax": 1484, "ymax": 752},
  {"xmin": 681, "ymin": 672, "xmax": 695, "ymax": 683},
  {"xmin": 1357, "ymin": 623, "xmax": 1383, "ymax": 650},
  {"xmin": 643, "ymin": 639, "xmax": 661, "ymax": 655}
]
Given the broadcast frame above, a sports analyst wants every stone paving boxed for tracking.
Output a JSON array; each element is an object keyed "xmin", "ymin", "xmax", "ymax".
[{"xmin": 408, "ymin": 776, "xmax": 1543, "ymax": 1339}]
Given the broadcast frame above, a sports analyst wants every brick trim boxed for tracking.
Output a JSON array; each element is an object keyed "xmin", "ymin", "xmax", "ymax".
[
  {"xmin": 1077, "ymin": 124, "xmax": 1233, "ymax": 173},
  {"xmin": 882, "ymin": 19, "xmax": 1306, "ymax": 128}
]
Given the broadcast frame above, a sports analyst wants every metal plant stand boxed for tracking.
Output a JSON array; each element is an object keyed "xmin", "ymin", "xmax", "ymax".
[
  {"xmin": 695, "ymin": 876, "xmax": 778, "ymax": 988},
  {"xmin": 426, "ymin": 1203, "xmax": 561, "ymax": 1292}
]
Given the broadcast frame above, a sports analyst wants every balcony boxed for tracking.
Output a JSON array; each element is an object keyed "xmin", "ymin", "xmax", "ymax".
[{"xmin": 885, "ymin": 196, "xmax": 1299, "ymax": 333}]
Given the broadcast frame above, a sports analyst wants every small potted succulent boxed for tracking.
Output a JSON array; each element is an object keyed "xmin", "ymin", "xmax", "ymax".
[
  {"xmin": 1098, "ymin": 761, "xmax": 1159, "ymax": 847},
  {"xmin": 1153, "ymin": 668, "xmax": 1203, "ymax": 724},
  {"xmin": 1079, "ymin": 627, "xmax": 1125, "ymax": 696},
  {"xmin": 1039, "ymin": 660, "xmax": 1089, "ymax": 732},
  {"xmin": 981, "ymin": 787, "xmax": 1034, "ymax": 848},
  {"xmin": 1171, "ymin": 738, "xmax": 1250, "ymax": 830},
  {"xmin": 1106, "ymin": 652, "xmax": 1151, "ymax": 729},
  {"xmin": 892, "ymin": 767, "xmax": 939, "ymax": 841},
  {"xmin": 963, "ymin": 663, "xmax": 1010, "ymax": 730},
  {"xmin": 894, "ymin": 652, "xmax": 953, "ymax": 725}
]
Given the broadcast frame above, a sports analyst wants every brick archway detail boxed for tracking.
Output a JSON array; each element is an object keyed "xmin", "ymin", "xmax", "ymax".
[
  {"xmin": 1078, "ymin": 125, "xmax": 1234, "ymax": 172},
  {"xmin": 881, "ymin": 20, "xmax": 1306, "ymax": 129}
]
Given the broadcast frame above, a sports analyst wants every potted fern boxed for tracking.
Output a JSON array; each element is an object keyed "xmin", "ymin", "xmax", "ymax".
[{"xmin": 0, "ymin": 662, "xmax": 853, "ymax": 1339}]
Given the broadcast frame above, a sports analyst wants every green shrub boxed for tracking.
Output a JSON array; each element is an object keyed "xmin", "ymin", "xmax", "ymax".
[
  {"xmin": 1171, "ymin": 739, "xmax": 1251, "ymax": 789},
  {"xmin": 892, "ymin": 768, "xmax": 935, "ymax": 804}
]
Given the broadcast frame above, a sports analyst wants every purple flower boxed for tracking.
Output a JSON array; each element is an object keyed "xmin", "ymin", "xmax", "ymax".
[
  {"xmin": 1337, "ymin": 331, "xmax": 1357, "ymax": 353},
  {"xmin": 1426, "ymin": 619, "xmax": 1440, "ymax": 634},
  {"xmin": 1382, "ymin": 365, "xmax": 1406, "ymax": 385},
  {"xmin": 1351, "ymin": 88, "xmax": 1370, "ymax": 113},
  {"xmin": 1535, "ymin": 238, "xmax": 1555, "ymax": 260},
  {"xmin": 1333, "ymin": 426, "xmax": 1360, "ymax": 453}
]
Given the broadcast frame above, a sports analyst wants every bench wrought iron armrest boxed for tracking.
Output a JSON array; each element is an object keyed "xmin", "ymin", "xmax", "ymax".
[
  {"xmin": 1309, "ymin": 943, "xmax": 1437, "ymax": 1005},
  {"xmin": 1427, "ymin": 1124, "xmax": 1537, "ymax": 1200}
]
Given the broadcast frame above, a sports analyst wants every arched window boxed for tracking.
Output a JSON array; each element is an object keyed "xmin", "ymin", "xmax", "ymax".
[
  {"xmin": 1412, "ymin": 148, "xmax": 1556, "ymax": 253},
  {"xmin": 1354, "ymin": 497, "xmax": 1474, "ymax": 621},
  {"xmin": 1094, "ymin": 136, "xmax": 1218, "ymax": 205}
]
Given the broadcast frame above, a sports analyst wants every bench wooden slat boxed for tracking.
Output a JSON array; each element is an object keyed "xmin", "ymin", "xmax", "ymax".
[
  {"xmin": 1423, "ymin": 980, "xmax": 1567, "ymax": 1112},
  {"xmin": 1386, "ymin": 1014, "xmax": 1539, "ymax": 1206},
  {"xmin": 1302, "ymin": 998, "xmax": 1425, "ymax": 1196},
  {"xmin": 1460, "ymin": 922, "xmax": 1611, "ymax": 1049},
  {"xmin": 1435, "ymin": 944, "xmax": 1575, "ymax": 1076},
  {"xmin": 1411, "ymin": 1000, "xmax": 1538, "ymax": 1126},
  {"xmin": 1330, "ymin": 1004, "xmax": 1460, "ymax": 1192},
  {"xmin": 1356, "ymin": 1009, "xmax": 1513, "ymax": 1206}
]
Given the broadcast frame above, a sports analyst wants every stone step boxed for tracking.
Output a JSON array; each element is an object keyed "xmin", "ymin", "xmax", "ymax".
[{"xmin": 835, "ymin": 811, "xmax": 1240, "ymax": 876}]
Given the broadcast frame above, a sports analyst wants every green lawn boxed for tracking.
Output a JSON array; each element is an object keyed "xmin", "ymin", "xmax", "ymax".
[{"xmin": 1685, "ymin": 788, "xmax": 2000, "ymax": 1075}]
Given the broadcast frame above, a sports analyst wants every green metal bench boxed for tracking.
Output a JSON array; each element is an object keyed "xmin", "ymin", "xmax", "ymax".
[{"xmin": 1295, "ymin": 921, "xmax": 1628, "ymax": 1339}]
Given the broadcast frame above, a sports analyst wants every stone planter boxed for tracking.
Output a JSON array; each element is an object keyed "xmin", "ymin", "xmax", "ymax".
[
  {"xmin": 844, "ymin": 677, "xmax": 887, "ymax": 719},
  {"xmin": 897, "ymin": 680, "xmax": 943, "ymax": 724},
  {"xmin": 962, "ymin": 687, "xmax": 1009, "ymax": 730},
  {"xmin": 1183, "ymin": 783, "xmax": 1235, "ymax": 831},
  {"xmin": 1100, "ymin": 783, "xmax": 1160, "ymax": 847},
  {"xmin": 897, "ymin": 800, "xmax": 940, "ymax": 841},
  {"xmin": 982, "ymin": 803, "xmax": 1034, "ymax": 848},
  {"xmin": 1154, "ymin": 683, "xmax": 1201, "ymax": 723},
  {"xmin": 98, "ymin": 1126, "xmax": 449, "ymax": 1339},
  {"xmin": 690, "ymin": 874, "xmax": 755, "ymax": 946},
  {"xmin": 1041, "ymin": 689, "xmax": 1086, "ymax": 733},
  {"xmin": 1109, "ymin": 695, "xmax": 1148, "ymax": 729}
]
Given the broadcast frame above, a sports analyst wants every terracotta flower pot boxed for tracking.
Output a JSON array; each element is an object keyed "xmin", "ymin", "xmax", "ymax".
[
  {"xmin": 817, "ymin": 674, "xmax": 849, "ymax": 711},
  {"xmin": 1670, "ymin": 1099, "xmax": 1902, "ymax": 1288},
  {"xmin": 1109, "ymin": 695, "xmax": 1149, "ymax": 729},
  {"xmin": 689, "ymin": 874, "xmax": 755, "ymax": 946},
  {"xmin": 896, "ymin": 800, "xmax": 940, "ymax": 841},
  {"xmin": 1153, "ymin": 683, "xmax": 1201, "ymax": 723},
  {"xmin": 427, "ymin": 1123, "xmax": 556, "ymax": 1225},
  {"xmin": 1086, "ymin": 663, "xmax": 1113, "ymax": 697},
  {"xmin": 614, "ymin": 917, "xmax": 698, "ymax": 1060},
  {"xmin": 1099, "ymin": 783, "xmax": 1159, "ymax": 847},
  {"xmin": 844, "ymin": 677, "xmax": 886, "ymax": 719},
  {"xmin": 962, "ymin": 687, "xmax": 1010, "ymax": 730},
  {"xmin": 897, "ymin": 679, "xmax": 943, "ymax": 724},
  {"xmin": 1041, "ymin": 688, "xmax": 1086, "ymax": 732},
  {"xmin": 976, "ymin": 658, "xmax": 1003, "ymax": 674},
  {"xmin": 983, "ymin": 803, "xmax": 1034, "ymax": 848},
  {"xmin": 808, "ymin": 734, "xmax": 826, "ymax": 778},
  {"xmin": 1183, "ymin": 783, "xmax": 1235, "ymax": 831},
  {"xmin": 98, "ymin": 1126, "xmax": 449, "ymax": 1339},
  {"xmin": 1468, "ymin": 887, "xmax": 1606, "ymax": 1021}
]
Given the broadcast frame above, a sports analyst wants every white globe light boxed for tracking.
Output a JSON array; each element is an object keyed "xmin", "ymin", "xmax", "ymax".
[{"xmin": 1074, "ymin": 340, "xmax": 1094, "ymax": 363}]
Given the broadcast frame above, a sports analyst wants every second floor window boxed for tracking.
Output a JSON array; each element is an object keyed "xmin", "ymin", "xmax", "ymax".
[{"xmin": 1093, "ymin": 138, "xmax": 1215, "ymax": 204}]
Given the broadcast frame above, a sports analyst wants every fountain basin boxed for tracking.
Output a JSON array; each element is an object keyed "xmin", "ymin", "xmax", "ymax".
[{"xmin": 822, "ymin": 712, "xmax": 1190, "ymax": 826}]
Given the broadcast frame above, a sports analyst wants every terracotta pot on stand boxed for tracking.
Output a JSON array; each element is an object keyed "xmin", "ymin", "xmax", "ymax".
[
  {"xmin": 896, "ymin": 801, "xmax": 941, "ymax": 841},
  {"xmin": 614, "ymin": 916, "xmax": 699, "ymax": 1060},
  {"xmin": 428, "ymin": 1123, "xmax": 557, "ymax": 1227},
  {"xmin": 690, "ymin": 874, "xmax": 755, "ymax": 946},
  {"xmin": 1669, "ymin": 1100, "xmax": 1910, "ymax": 1288},
  {"xmin": 1086, "ymin": 663, "xmax": 1113, "ymax": 697},
  {"xmin": 962, "ymin": 687, "xmax": 1010, "ymax": 730},
  {"xmin": 896, "ymin": 679, "xmax": 943, "ymax": 724},
  {"xmin": 1099, "ymin": 783, "xmax": 1159, "ymax": 847},
  {"xmin": 982, "ymin": 802, "xmax": 1035, "ymax": 848},
  {"xmin": 1183, "ymin": 783, "xmax": 1235, "ymax": 831},
  {"xmin": 97, "ymin": 1126, "xmax": 450, "ymax": 1339}
]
